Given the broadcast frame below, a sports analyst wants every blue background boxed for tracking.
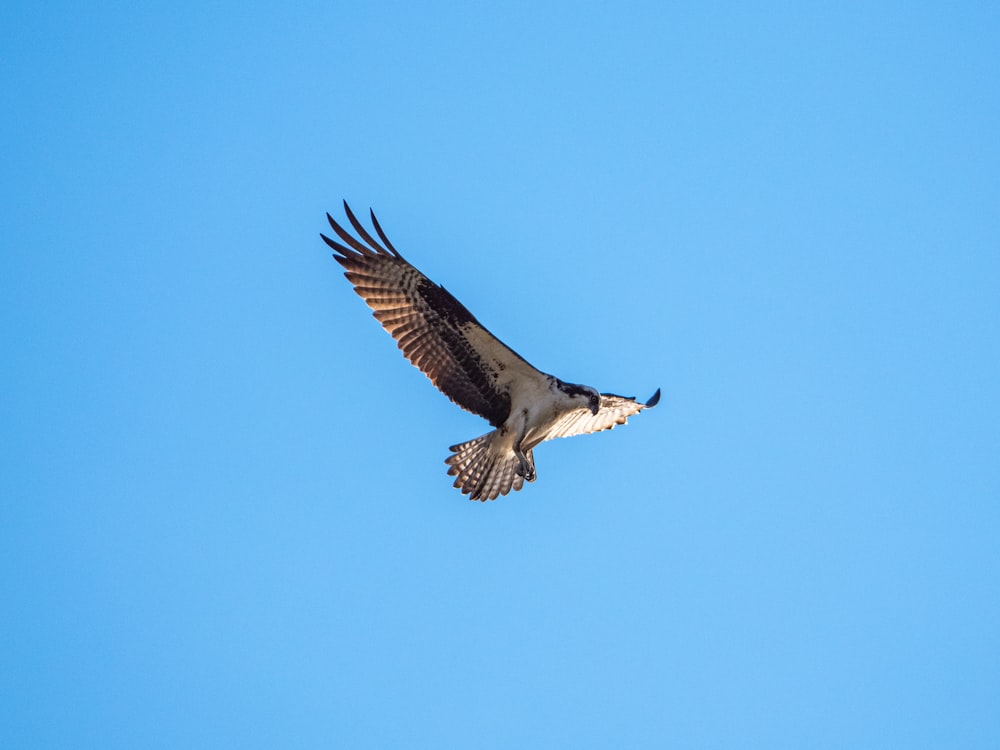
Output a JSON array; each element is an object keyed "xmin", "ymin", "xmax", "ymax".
[{"xmin": 3, "ymin": 2, "xmax": 998, "ymax": 747}]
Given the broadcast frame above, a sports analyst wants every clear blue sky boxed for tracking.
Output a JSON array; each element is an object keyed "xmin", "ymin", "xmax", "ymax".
[{"xmin": 2, "ymin": 2, "xmax": 998, "ymax": 747}]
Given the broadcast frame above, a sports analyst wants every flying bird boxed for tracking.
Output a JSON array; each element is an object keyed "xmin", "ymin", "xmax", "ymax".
[{"xmin": 322, "ymin": 202, "xmax": 660, "ymax": 501}]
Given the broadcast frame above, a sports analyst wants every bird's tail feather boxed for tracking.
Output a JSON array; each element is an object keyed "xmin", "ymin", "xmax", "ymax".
[{"xmin": 445, "ymin": 431, "xmax": 534, "ymax": 501}]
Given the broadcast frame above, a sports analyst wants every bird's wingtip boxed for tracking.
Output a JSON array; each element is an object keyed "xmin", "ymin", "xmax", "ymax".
[{"xmin": 645, "ymin": 388, "xmax": 661, "ymax": 408}]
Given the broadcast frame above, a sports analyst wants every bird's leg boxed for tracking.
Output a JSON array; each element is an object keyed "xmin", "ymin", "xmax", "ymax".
[
  {"xmin": 514, "ymin": 447, "xmax": 535, "ymax": 481},
  {"xmin": 512, "ymin": 411, "xmax": 535, "ymax": 481}
]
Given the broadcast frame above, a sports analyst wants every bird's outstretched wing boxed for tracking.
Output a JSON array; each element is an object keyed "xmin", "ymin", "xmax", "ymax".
[
  {"xmin": 322, "ymin": 201, "xmax": 542, "ymax": 427},
  {"xmin": 542, "ymin": 389, "xmax": 661, "ymax": 440}
]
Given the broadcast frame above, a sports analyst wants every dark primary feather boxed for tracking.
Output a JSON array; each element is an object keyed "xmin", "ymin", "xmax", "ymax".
[{"xmin": 322, "ymin": 202, "xmax": 533, "ymax": 427}]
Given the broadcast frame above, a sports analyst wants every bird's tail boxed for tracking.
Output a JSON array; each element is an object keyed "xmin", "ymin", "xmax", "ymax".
[{"xmin": 445, "ymin": 431, "xmax": 535, "ymax": 501}]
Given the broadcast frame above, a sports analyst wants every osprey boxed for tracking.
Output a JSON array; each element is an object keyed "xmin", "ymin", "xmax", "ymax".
[{"xmin": 322, "ymin": 202, "xmax": 660, "ymax": 501}]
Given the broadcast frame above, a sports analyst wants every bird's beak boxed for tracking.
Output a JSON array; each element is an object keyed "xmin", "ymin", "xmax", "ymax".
[{"xmin": 590, "ymin": 403, "xmax": 600, "ymax": 416}]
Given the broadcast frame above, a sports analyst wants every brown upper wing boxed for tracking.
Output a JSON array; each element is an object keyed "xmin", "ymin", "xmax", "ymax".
[{"xmin": 322, "ymin": 202, "xmax": 540, "ymax": 427}]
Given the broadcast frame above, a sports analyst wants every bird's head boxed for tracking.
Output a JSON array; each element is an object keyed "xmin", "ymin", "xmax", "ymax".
[{"xmin": 557, "ymin": 381, "xmax": 602, "ymax": 415}]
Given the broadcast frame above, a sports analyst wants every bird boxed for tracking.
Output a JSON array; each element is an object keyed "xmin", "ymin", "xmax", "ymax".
[{"xmin": 321, "ymin": 201, "xmax": 660, "ymax": 501}]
